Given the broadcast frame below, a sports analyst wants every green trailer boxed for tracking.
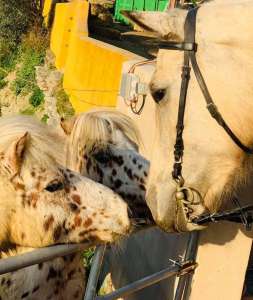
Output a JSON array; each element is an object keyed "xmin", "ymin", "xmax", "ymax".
[{"xmin": 114, "ymin": 0, "xmax": 170, "ymax": 25}]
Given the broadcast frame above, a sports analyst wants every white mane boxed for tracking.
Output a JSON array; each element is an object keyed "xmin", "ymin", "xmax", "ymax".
[
  {"xmin": 0, "ymin": 116, "xmax": 65, "ymax": 170},
  {"xmin": 66, "ymin": 109, "xmax": 142, "ymax": 171}
]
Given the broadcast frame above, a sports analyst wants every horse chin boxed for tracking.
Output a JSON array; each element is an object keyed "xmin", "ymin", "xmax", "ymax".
[{"xmin": 173, "ymin": 199, "xmax": 208, "ymax": 232}]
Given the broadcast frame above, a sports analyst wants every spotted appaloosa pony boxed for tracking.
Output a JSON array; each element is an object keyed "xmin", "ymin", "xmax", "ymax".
[
  {"xmin": 0, "ymin": 115, "xmax": 130, "ymax": 299},
  {"xmin": 62, "ymin": 109, "xmax": 153, "ymax": 222},
  {"xmin": 61, "ymin": 109, "xmax": 155, "ymax": 298},
  {"xmin": 124, "ymin": 0, "xmax": 253, "ymax": 232}
]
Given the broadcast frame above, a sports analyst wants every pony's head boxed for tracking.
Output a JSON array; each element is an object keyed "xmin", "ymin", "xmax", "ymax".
[
  {"xmin": 62, "ymin": 109, "xmax": 153, "ymax": 222},
  {"xmin": 123, "ymin": 2, "xmax": 253, "ymax": 231},
  {"xmin": 0, "ymin": 116, "xmax": 130, "ymax": 247}
]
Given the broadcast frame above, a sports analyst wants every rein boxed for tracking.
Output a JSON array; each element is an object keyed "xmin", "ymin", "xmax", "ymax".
[{"xmin": 160, "ymin": 7, "xmax": 253, "ymax": 231}]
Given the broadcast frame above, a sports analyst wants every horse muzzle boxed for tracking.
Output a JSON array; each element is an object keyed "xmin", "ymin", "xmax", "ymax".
[{"xmin": 174, "ymin": 186, "xmax": 208, "ymax": 232}]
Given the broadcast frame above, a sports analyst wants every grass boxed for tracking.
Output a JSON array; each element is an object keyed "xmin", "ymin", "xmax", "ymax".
[{"xmin": 20, "ymin": 106, "xmax": 37, "ymax": 116}]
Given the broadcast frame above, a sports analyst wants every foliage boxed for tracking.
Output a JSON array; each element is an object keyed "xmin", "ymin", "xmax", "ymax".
[
  {"xmin": 0, "ymin": 68, "xmax": 7, "ymax": 89},
  {"xmin": 29, "ymin": 86, "xmax": 45, "ymax": 107},
  {"xmin": 20, "ymin": 106, "xmax": 37, "ymax": 116},
  {"xmin": 0, "ymin": 79, "xmax": 7, "ymax": 90},
  {"xmin": 82, "ymin": 248, "xmax": 95, "ymax": 276},
  {"xmin": 41, "ymin": 114, "xmax": 49, "ymax": 124},
  {"xmin": 55, "ymin": 85, "xmax": 75, "ymax": 119},
  {"xmin": 11, "ymin": 30, "xmax": 48, "ymax": 96},
  {"xmin": 0, "ymin": 0, "xmax": 42, "ymax": 67}
]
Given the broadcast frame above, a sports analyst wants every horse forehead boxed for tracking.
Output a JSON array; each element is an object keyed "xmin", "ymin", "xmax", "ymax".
[{"xmin": 151, "ymin": 50, "xmax": 183, "ymax": 87}]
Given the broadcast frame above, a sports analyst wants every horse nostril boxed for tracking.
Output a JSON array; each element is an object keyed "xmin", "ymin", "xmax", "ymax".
[{"xmin": 151, "ymin": 89, "xmax": 166, "ymax": 103}]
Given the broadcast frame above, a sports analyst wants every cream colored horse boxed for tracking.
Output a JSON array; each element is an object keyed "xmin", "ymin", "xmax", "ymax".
[
  {"xmin": 123, "ymin": 0, "xmax": 253, "ymax": 232},
  {"xmin": 0, "ymin": 115, "xmax": 129, "ymax": 299}
]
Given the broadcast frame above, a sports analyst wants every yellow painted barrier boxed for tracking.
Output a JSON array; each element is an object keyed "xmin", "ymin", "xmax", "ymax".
[
  {"xmin": 63, "ymin": 37, "xmax": 133, "ymax": 112},
  {"xmin": 48, "ymin": 0, "xmax": 138, "ymax": 112},
  {"xmin": 50, "ymin": 0, "xmax": 89, "ymax": 70}
]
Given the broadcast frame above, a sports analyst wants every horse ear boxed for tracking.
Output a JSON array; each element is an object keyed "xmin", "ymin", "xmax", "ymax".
[
  {"xmin": 3, "ymin": 132, "xmax": 29, "ymax": 176},
  {"xmin": 60, "ymin": 116, "xmax": 77, "ymax": 135},
  {"xmin": 121, "ymin": 9, "xmax": 187, "ymax": 41}
]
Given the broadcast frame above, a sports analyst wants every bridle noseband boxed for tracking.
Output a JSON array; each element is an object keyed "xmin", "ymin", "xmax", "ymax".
[{"xmin": 160, "ymin": 8, "xmax": 253, "ymax": 231}]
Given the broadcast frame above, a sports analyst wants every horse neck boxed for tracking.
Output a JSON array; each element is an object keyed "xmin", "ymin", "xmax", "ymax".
[{"xmin": 0, "ymin": 248, "xmax": 85, "ymax": 299}]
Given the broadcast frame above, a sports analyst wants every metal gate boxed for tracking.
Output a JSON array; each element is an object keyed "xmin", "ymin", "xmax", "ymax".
[{"xmin": 84, "ymin": 232, "xmax": 199, "ymax": 300}]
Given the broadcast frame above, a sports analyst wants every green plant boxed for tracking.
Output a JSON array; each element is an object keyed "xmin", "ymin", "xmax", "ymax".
[
  {"xmin": 29, "ymin": 86, "xmax": 45, "ymax": 107},
  {"xmin": 0, "ymin": 0, "xmax": 42, "ymax": 68},
  {"xmin": 20, "ymin": 106, "xmax": 37, "ymax": 115},
  {"xmin": 0, "ymin": 79, "xmax": 7, "ymax": 89},
  {"xmin": 83, "ymin": 248, "xmax": 95, "ymax": 276},
  {"xmin": 11, "ymin": 30, "xmax": 48, "ymax": 96},
  {"xmin": 41, "ymin": 114, "xmax": 49, "ymax": 124},
  {"xmin": 55, "ymin": 87, "xmax": 75, "ymax": 118}
]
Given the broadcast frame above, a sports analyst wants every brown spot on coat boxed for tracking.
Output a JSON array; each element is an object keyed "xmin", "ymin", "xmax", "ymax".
[
  {"xmin": 47, "ymin": 267, "xmax": 57, "ymax": 281},
  {"xmin": 68, "ymin": 269, "xmax": 75, "ymax": 280},
  {"xmin": 139, "ymin": 184, "xmax": 146, "ymax": 191},
  {"xmin": 6, "ymin": 279, "xmax": 11, "ymax": 287},
  {"xmin": 74, "ymin": 215, "xmax": 82, "ymax": 227},
  {"xmin": 69, "ymin": 203, "xmax": 79, "ymax": 212},
  {"xmin": 21, "ymin": 292, "xmax": 29, "ymax": 298},
  {"xmin": 84, "ymin": 218, "xmax": 92, "ymax": 227},
  {"xmin": 114, "ymin": 179, "xmax": 122, "ymax": 189},
  {"xmin": 53, "ymin": 225, "xmax": 62, "ymax": 242},
  {"xmin": 72, "ymin": 194, "xmax": 81, "ymax": 205},
  {"xmin": 44, "ymin": 215, "xmax": 54, "ymax": 231},
  {"xmin": 15, "ymin": 182, "xmax": 25, "ymax": 191},
  {"xmin": 32, "ymin": 286, "xmax": 40, "ymax": 293}
]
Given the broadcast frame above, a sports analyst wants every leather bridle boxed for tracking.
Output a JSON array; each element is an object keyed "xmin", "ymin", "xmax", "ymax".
[{"xmin": 159, "ymin": 8, "xmax": 253, "ymax": 231}]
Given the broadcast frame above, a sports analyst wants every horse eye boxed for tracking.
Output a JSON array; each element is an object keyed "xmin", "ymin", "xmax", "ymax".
[
  {"xmin": 151, "ymin": 89, "xmax": 166, "ymax": 103},
  {"xmin": 93, "ymin": 151, "xmax": 111, "ymax": 164},
  {"xmin": 45, "ymin": 181, "xmax": 64, "ymax": 192}
]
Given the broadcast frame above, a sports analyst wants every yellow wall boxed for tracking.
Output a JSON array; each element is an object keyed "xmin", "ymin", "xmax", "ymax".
[
  {"xmin": 63, "ymin": 37, "xmax": 129, "ymax": 112},
  {"xmin": 46, "ymin": 0, "xmax": 136, "ymax": 112}
]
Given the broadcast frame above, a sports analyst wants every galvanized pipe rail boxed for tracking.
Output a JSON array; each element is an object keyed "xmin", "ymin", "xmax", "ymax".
[
  {"xmin": 84, "ymin": 232, "xmax": 199, "ymax": 300},
  {"xmin": 0, "ymin": 243, "xmax": 91, "ymax": 275},
  {"xmin": 96, "ymin": 264, "xmax": 183, "ymax": 300}
]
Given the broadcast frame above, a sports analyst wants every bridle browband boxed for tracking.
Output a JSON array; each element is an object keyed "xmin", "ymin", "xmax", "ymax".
[{"xmin": 159, "ymin": 8, "xmax": 253, "ymax": 230}]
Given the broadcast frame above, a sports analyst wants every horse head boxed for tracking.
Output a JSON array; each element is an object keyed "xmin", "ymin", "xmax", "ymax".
[
  {"xmin": 0, "ymin": 116, "xmax": 130, "ymax": 248},
  {"xmin": 123, "ymin": 1, "xmax": 253, "ymax": 231},
  {"xmin": 62, "ymin": 109, "xmax": 154, "ymax": 223}
]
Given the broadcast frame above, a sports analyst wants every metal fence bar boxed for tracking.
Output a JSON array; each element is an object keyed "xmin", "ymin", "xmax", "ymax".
[
  {"xmin": 96, "ymin": 265, "xmax": 183, "ymax": 300},
  {"xmin": 84, "ymin": 245, "xmax": 107, "ymax": 300},
  {"xmin": 0, "ymin": 243, "xmax": 91, "ymax": 275},
  {"xmin": 174, "ymin": 232, "xmax": 199, "ymax": 300}
]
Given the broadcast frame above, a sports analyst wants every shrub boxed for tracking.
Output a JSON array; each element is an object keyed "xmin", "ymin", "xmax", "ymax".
[
  {"xmin": 11, "ymin": 30, "xmax": 48, "ymax": 96},
  {"xmin": 29, "ymin": 86, "xmax": 45, "ymax": 107},
  {"xmin": 0, "ymin": 0, "xmax": 44, "ymax": 79}
]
